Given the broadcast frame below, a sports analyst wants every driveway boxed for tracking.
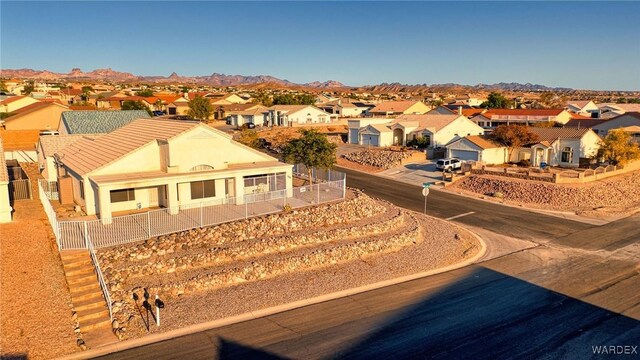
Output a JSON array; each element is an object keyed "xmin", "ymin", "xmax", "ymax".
[{"xmin": 379, "ymin": 160, "xmax": 444, "ymax": 185}]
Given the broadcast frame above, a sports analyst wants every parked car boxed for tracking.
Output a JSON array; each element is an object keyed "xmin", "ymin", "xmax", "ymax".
[
  {"xmin": 152, "ymin": 110, "xmax": 164, "ymax": 117},
  {"xmin": 241, "ymin": 123, "xmax": 256, "ymax": 130},
  {"xmin": 435, "ymin": 158, "xmax": 462, "ymax": 171}
]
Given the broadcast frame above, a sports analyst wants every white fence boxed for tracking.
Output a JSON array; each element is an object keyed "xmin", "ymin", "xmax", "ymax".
[
  {"xmin": 40, "ymin": 180, "xmax": 59, "ymax": 200},
  {"xmin": 41, "ymin": 177, "xmax": 346, "ymax": 250},
  {"xmin": 39, "ymin": 181, "xmax": 62, "ymax": 249},
  {"xmin": 293, "ymin": 164, "xmax": 346, "ymax": 183}
]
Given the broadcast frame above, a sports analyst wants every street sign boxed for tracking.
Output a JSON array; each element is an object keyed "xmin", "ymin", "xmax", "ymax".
[{"xmin": 422, "ymin": 187, "xmax": 430, "ymax": 197}]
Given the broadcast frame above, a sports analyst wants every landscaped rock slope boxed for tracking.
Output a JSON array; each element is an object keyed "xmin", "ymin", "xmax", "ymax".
[
  {"xmin": 343, "ymin": 150, "xmax": 417, "ymax": 169},
  {"xmin": 98, "ymin": 191, "xmax": 479, "ymax": 339},
  {"xmin": 454, "ymin": 171, "xmax": 640, "ymax": 215}
]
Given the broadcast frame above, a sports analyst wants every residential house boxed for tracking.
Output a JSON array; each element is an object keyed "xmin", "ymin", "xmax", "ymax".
[
  {"xmin": 59, "ymin": 88, "xmax": 84, "ymax": 105},
  {"xmin": 446, "ymin": 135, "xmax": 509, "ymax": 163},
  {"xmin": 0, "ymin": 129, "xmax": 40, "ymax": 162},
  {"xmin": 597, "ymin": 103, "xmax": 640, "ymax": 119},
  {"xmin": 58, "ymin": 110, "xmax": 151, "ymax": 135},
  {"xmin": 592, "ymin": 112, "xmax": 640, "ymax": 136},
  {"xmin": 471, "ymin": 109, "xmax": 574, "ymax": 131},
  {"xmin": 0, "ymin": 102, "xmax": 69, "ymax": 131},
  {"xmin": 317, "ymin": 99, "xmax": 372, "ymax": 118},
  {"xmin": 202, "ymin": 93, "xmax": 248, "ymax": 105},
  {"xmin": 429, "ymin": 105, "xmax": 485, "ymax": 118},
  {"xmin": 166, "ymin": 97, "xmax": 191, "ymax": 116},
  {"xmin": 454, "ymin": 94, "xmax": 486, "ymax": 107},
  {"xmin": 516, "ymin": 127, "xmax": 601, "ymax": 167},
  {"xmin": 225, "ymin": 104, "xmax": 269, "ymax": 127},
  {"xmin": 354, "ymin": 114, "xmax": 484, "ymax": 148},
  {"xmin": 37, "ymin": 134, "xmax": 98, "ymax": 181},
  {"xmin": 93, "ymin": 92, "xmax": 123, "ymax": 108},
  {"xmin": 566, "ymin": 100, "xmax": 599, "ymax": 117},
  {"xmin": 265, "ymin": 105, "xmax": 333, "ymax": 126},
  {"xmin": 347, "ymin": 118, "xmax": 393, "ymax": 144},
  {"xmin": 367, "ymin": 100, "xmax": 431, "ymax": 117},
  {"xmin": 315, "ymin": 94, "xmax": 338, "ymax": 105},
  {"xmin": 0, "ymin": 96, "xmax": 40, "ymax": 113},
  {"xmin": 54, "ymin": 119, "xmax": 293, "ymax": 220},
  {"xmin": 0, "ymin": 138, "xmax": 12, "ymax": 223}
]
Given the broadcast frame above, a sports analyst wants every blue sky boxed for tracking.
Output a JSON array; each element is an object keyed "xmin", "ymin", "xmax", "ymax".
[{"xmin": 1, "ymin": 1, "xmax": 639, "ymax": 90}]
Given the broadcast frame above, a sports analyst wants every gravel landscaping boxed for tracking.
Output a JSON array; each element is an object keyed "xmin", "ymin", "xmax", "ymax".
[
  {"xmin": 343, "ymin": 150, "xmax": 419, "ymax": 169},
  {"xmin": 96, "ymin": 190, "xmax": 480, "ymax": 340},
  {"xmin": 452, "ymin": 171, "xmax": 640, "ymax": 217}
]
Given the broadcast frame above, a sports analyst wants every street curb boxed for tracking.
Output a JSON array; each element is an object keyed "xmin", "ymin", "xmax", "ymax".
[{"xmin": 56, "ymin": 225, "xmax": 487, "ymax": 360}]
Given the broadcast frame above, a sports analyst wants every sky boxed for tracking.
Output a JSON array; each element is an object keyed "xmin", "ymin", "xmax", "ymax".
[{"xmin": 1, "ymin": 1, "xmax": 639, "ymax": 90}]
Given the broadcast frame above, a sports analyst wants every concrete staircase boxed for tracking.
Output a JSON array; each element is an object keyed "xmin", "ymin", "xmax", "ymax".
[{"xmin": 61, "ymin": 250, "xmax": 117, "ymax": 347}]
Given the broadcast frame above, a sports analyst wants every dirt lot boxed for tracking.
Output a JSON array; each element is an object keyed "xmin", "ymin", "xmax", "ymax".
[
  {"xmin": 0, "ymin": 165, "xmax": 78, "ymax": 359},
  {"xmin": 96, "ymin": 191, "xmax": 480, "ymax": 340},
  {"xmin": 451, "ymin": 170, "xmax": 640, "ymax": 218}
]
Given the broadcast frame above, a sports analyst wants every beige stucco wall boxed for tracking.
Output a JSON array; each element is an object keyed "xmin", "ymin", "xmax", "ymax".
[
  {"xmin": 1, "ymin": 97, "xmax": 39, "ymax": 113},
  {"xmin": 4, "ymin": 105, "xmax": 67, "ymax": 131},
  {"xmin": 432, "ymin": 117, "xmax": 485, "ymax": 147}
]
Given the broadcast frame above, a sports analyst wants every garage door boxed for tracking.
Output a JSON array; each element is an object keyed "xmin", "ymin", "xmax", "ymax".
[
  {"xmin": 361, "ymin": 135, "xmax": 379, "ymax": 147},
  {"xmin": 450, "ymin": 149, "xmax": 479, "ymax": 161},
  {"xmin": 349, "ymin": 129, "xmax": 360, "ymax": 144}
]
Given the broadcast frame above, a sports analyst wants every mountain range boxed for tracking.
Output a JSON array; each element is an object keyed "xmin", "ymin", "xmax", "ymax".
[{"xmin": 0, "ymin": 67, "xmax": 574, "ymax": 92}]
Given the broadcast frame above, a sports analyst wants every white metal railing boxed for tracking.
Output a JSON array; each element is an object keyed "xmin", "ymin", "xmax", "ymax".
[
  {"xmin": 293, "ymin": 165, "xmax": 346, "ymax": 183},
  {"xmin": 87, "ymin": 235, "xmax": 113, "ymax": 322},
  {"xmin": 39, "ymin": 179, "xmax": 59, "ymax": 200},
  {"xmin": 48, "ymin": 178, "xmax": 345, "ymax": 250},
  {"xmin": 38, "ymin": 182, "xmax": 61, "ymax": 248}
]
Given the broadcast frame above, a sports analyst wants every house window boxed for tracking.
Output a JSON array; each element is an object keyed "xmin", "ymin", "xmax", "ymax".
[
  {"xmin": 79, "ymin": 180, "xmax": 85, "ymax": 200},
  {"xmin": 110, "ymin": 188, "xmax": 135, "ymax": 203},
  {"xmin": 190, "ymin": 180, "xmax": 215, "ymax": 199},
  {"xmin": 561, "ymin": 147, "xmax": 573, "ymax": 163}
]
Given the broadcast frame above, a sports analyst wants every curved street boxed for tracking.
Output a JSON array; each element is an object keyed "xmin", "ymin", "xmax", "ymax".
[{"xmin": 97, "ymin": 167, "xmax": 640, "ymax": 360}]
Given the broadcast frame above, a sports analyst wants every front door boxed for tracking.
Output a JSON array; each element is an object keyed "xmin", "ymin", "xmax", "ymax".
[{"xmin": 534, "ymin": 148, "xmax": 544, "ymax": 166}]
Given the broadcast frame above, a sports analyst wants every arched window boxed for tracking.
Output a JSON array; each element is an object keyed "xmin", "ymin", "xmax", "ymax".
[
  {"xmin": 561, "ymin": 147, "xmax": 573, "ymax": 163},
  {"xmin": 190, "ymin": 164, "xmax": 214, "ymax": 172}
]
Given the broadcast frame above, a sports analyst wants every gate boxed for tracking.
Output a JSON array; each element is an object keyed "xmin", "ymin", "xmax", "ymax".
[{"xmin": 8, "ymin": 179, "xmax": 32, "ymax": 201}]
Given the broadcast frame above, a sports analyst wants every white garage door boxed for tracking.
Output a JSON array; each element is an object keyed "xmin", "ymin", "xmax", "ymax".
[
  {"xmin": 361, "ymin": 135, "xmax": 379, "ymax": 147},
  {"xmin": 450, "ymin": 149, "xmax": 479, "ymax": 161},
  {"xmin": 349, "ymin": 129, "xmax": 360, "ymax": 144}
]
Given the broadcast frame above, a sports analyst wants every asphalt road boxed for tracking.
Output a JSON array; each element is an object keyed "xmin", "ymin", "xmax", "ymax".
[{"xmin": 99, "ymin": 168, "xmax": 640, "ymax": 360}]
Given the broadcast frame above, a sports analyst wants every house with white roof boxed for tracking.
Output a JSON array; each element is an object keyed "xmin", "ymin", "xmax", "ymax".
[
  {"xmin": 55, "ymin": 119, "xmax": 293, "ymax": 221},
  {"xmin": 566, "ymin": 100, "xmax": 599, "ymax": 117},
  {"xmin": 265, "ymin": 105, "xmax": 333, "ymax": 126}
]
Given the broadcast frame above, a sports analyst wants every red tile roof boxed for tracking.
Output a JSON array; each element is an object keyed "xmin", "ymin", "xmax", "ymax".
[{"xmin": 486, "ymin": 108, "xmax": 566, "ymax": 116}]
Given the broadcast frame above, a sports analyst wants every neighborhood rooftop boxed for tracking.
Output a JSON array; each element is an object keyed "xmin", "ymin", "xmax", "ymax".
[
  {"xmin": 59, "ymin": 110, "xmax": 151, "ymax": 134},
  {"xmin": 39, "ymin": 134, "xmax": 100, "ymax": 158},
  {"xmin": 527, "ymin": 126, "xmax": 593, "ymax": 144},
  {"xmin": 57, "ymin": 118, "xmax": 201, "ymax": 176}
]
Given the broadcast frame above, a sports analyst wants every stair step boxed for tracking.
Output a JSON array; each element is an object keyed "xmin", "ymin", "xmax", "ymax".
[
  {"xmin": 67, "ymin": 274, "xmax": 98, "ymax": 287},
  {"xmin": 78, "ymin": 307, "xmax": 110, "ymax": 322},
  {"xmin": 71, "ymin": 289, "xmax": 104, "ymax": 303},
  {"xmin": 63, "ymin": 258, "xmax": 93, "ymax": 269},
  {"xmin": 79, "ymin": 316, "xmax": 112, "ymax": 332},
  {"xmin": 75, "ymin": 298, "xmax": 107, "ymax": 312},
  {"xmin": 65, "ymin": 266, "xmax": 95, "ymax": 278},
  {"xmin": 70, "ymin": 282, "xmax": 102, "ymax": 295},
  {"xmin": 61, "ymin": 251, "xmax": 90, "ymax": 262}
]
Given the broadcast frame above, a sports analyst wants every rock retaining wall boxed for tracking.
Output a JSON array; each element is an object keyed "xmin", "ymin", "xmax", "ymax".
[{"xmin": 343, "ymin": 150, "xmax": 418, "ymax": 169}]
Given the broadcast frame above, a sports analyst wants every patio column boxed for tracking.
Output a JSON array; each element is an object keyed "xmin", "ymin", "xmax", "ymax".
[
  {"xmin": 234, "ymin": 175, "xmax": 245, "ymax": 205},
  {"xmin": 97, "ymin": 186, "xmax": 112, "ymax": 225},
  {"xmin": 285, "ymin": 168, "xmax": 293, "ymax": 198},
  {"xmin": 166, "ymin": 181, "xmax": 179, "ymax": 215}
]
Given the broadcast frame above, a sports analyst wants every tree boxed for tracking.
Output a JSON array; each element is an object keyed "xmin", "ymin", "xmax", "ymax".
[
  {"xmin": 480, "ymin": 92, "xmax": 513, "ymax": 109},
  {"xmin": 490, "ymin": 124, "xmax": 539, "ymax": 161},
  {"xmin": 135, "ymin": 89, "xmax": 154, "ymax": 97},
  {"xmin": 596, "ymin": 129, "xmax": 640, "ymax": 166},
  {"xmin": 81, "ymin": 86, "xmax": 93, "ymax": 101},
  {"xmin": 187, "ymin": 95, "xmax": 213, "ymax": 121},
  {"xmin": 272, "ymin": 94, "xmax": 315, "ymax": 105},
  {"xmin": 121, "ymin": 100, "xmax": 152, "ymax": 115},
  {"xmin": 0, "ymin": 80, "xmax": 7, "ymax": 92},
  {"xmin": 237, "ymin": 129, "xmax": 260, "ymax": 148},
  {"xmin": 252, "ymin": 91, "xmax": 273, "ymax": 107},
  {"xmin": 282, "ymin": 129, "xmax": 337, "ymax": 186},
  {"xmin": 22, "ymin": 82, "xmax": 34, "ymax": 95}
]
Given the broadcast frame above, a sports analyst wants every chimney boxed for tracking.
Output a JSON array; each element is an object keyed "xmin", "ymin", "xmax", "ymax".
[{"xmin": 458, "ymin": 106, "xmax": 463, "ymax": 115}]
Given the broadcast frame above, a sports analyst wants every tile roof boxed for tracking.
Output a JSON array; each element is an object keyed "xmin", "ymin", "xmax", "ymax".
[
  {"xmin": 566, "ymin": 100, "xmax": 592, "ymax": 109},
  {"xmin": 60, "ymin": 88, "xmax": 83, "ymax": 96},
  {"xmin": 0, "ymin": 130, "xmax": 40, "ymax": 151},
  {"xmin": 619, "ymin": 125, "xmax": 640, "ymax": 133},
  {"xmin": 58, "ymin": 119, "xmax": 201, "ymax": 176},
  {"xmin": 394, "ymin": 114, "xmax": 462, "ymax": 133},
  {"xmin": 527, "ymin": 127, "xmax": 592, "ymax": 145},
  {"xmin": 485, "ymin": 108, "xmax": 566, "ymax": 117},
  {"xmin": 370, "ymin": 101, "xmax": 423, "ymax": 113},
  {"xmin": 60, "ymin": 110, "xmax": 151, "ymax": 134},
  {"xmin": 0, "ymin": 96, "xmax": 26, "ymax": 105},
  {"xmin": 39, "ymin": 134, "xmax": 100, "ymax": 158},
  {"xmin": 463, "ymin": 135, "xmax": 504, "ymax": 150},
  {"xmin": 0, "ymin": 137, "xmax": 8, "ymax": 182},
  {"xmin": 2, "ymin": 102, "xmax": 65, "ymax": 121},
  {"xmin": 564, "ymin": 118, "xmax": 609, "ymax": 128}
]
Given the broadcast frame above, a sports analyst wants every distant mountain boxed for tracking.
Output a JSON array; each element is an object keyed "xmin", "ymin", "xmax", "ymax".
[
  {"xmin": 358, "ymin": 82, "xmax": 573, "ymax": 93},
  {"xmin": 0, "ymin": 68, "xmax": 346, "ymax": 88}
]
